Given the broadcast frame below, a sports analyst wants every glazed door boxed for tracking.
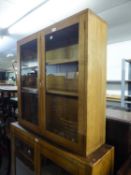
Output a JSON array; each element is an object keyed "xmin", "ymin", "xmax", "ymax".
[
  {"xmin": 41, "ymin": 16, "xmax": 85, "ymax": 154},
  {"xmin": 18, "ymin": 33, "xmax": 41, "ymax": 132},
  {"xmin": 45, "ymin": 23, "xmax": 79, "ymax": 142}
]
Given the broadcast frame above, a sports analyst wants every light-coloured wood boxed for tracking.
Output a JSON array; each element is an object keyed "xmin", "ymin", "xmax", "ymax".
[
  {"xmin": 17, "ymin": 9, "xmax": 107, "ymax": 157},
  {"xmin": 77, "ymin": 12, "xmax": 87, "ymax": 155},
  {"xmin": 39, "ymin": 29, "xmax": 46, "ymax": 137},
  {"xmin": 40, "ymin": 12, "xmax": 85, "ymax": 155},
  {"xmin": 41, "ymin": 144, "xmax": 114, "ymax": 175},
  {"xmin": 15, "ymin": 9, "xmax": 112, "ymax": 175},
  {"xmin": 85, "ymin": 10, "xmax": 107, "ymax": 155},
  {"xmin": 40, "ymin": 9, "xmax": 107, "ymax": 156},
  {"xmin": 89, "ymin": 145, "xmax": 114, "ymax": 175}
]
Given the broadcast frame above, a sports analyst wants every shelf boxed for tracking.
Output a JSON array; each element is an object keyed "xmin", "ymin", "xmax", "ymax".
[
  {"xmin": 22, "ymin": 56, "xmax": 37, "ymax": 60},
  {"xmin": 46, "ymin": 58, "xmax": 78, "ymax": 65},
  {"xmin": 107, "ymin": 80, "xmax": 131, "ymax": 83},
  {"xmin": 21, "ymin": 65, "xmax": 38, "ymax": 69},
  {"xmin": 106, "ymin": 97, "xmax": 121, "ymax": 102},
  {"xmin": 125, "ymin": 101, "xmax": 131, "ymax": 104},
  {"xmin": 46, "ymin": 89, "xmax": 78, "ymax": 97},
  {"xmin": 22, "ymin": 87, "xmax": 38, "ymax": 94},
  {"xmin": 107, "ymin": 80, "xmax": 121, "ymax": 83}
]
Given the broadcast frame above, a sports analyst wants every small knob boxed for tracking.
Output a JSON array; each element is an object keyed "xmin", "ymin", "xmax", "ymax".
[
  {"xmin": 35, "ymin": 138, "xmax": 39, "ymax": 143},
  {"xmin": 27, "ymin": 149, "xmax": 31, "ymax": 155}
]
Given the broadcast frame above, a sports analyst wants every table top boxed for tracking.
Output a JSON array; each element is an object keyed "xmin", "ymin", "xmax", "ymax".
[
  {"xmin": 106, "ymin": 108, "xmax": 131, "ymax": 124},
  {"xmin": 10, "ymin": 97, "xmax": 18, "ymax": 102},
  {"xmin": 0, "ymin": 85, "xmax": 17, "ymax": 92}
]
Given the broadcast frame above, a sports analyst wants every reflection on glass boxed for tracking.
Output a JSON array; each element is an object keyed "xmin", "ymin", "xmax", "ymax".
[
  {"xmin": 41, "ymin": 156, "xmax": 71, "ymax": 175},
  {"xmin": 15, "ymin": 138, "xmax": 34, "ymax": 175},
  {"xmin": 45, "ymin": 24, "xmax": 79, "ymax": 142},
  {"xmin": 21, "ymin": 92, "xmax": 38, "ymax": 124},
  {"xmin": 20, "ymin": 39, "xmax": 38, "ymax": 124},
  {"xmin": 20, "ymin": 39, "xmax": 38, "ymax": 88}
]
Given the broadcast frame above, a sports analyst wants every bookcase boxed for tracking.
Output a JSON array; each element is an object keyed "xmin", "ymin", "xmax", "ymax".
[{"xmin": 17, "ymin": 9, "xmax": 107, "ymax": 156}]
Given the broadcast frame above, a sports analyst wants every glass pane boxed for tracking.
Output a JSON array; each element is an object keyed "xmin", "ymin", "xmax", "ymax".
[
  {"xmin": 41, "ymin": 155, "xmax": 72, "ymax": 175},
  {"xmin": 20, "ymin": 39, "xmax": 38, "ymax": 88},
  {"xmin": 21, "ymin": 92, "xmax": 38, "ymax": 124},
  {"xmin": 16, "ymin": 158, "xmax": 35, "ymax": 175},
  {"xmin": 15, "ymin": 138, "xmax": 34, "ymax": 173},
  {"xmin": 46, "ymin": 94, "xmax": 78, "ymax": 142},
  {"xmin": 20, "ymin": 39, "xmax": 38, "ymax": 124},
  {"xmin": 45, "ymin": 24, "xmax": 79, "ymax": 142}
]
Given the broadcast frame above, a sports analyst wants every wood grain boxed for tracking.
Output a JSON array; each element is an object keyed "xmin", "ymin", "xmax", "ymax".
[
  {"xmin": 17, "ymin": 8, "xmax": 107, "ymax": 157},
  {"xmin": 85, "ymin": 10, "xmax": 107, "ymax": 155}
]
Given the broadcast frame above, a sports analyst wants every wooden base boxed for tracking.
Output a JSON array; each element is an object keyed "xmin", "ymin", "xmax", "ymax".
[
  {"xmin": 85, "ymin": 145, "xmax": 114, "ymax": 175},
  {"xmin": 39, "ymin": 140, "xmax": 114, "ymax": 175},
  {"xmin": 11, "ymin": 122, "xmax": 114, "ymax": 175}
]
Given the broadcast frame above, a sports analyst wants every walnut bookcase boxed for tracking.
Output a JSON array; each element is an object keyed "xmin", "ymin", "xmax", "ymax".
[{"xmin": 17, "ymin": 9, "xmax": 107, "ymax": 156}]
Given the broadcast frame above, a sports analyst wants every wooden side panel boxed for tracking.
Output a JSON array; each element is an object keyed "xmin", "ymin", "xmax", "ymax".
[{"xmin": 85, "ymin": 10, "xmax": 107, "ymax": 155}]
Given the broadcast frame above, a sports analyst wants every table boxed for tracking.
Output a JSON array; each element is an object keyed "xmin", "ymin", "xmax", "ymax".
[
  {"xmin": 0, "ymin": 86, "xmax": 17, "ymax": 116},
  {"xmin": 0, "ymin": 85, "xmax": 17, "ymax": 94},
  {"xmin": 106, "ymin": 108, "xmax": 131, "ymax": 123},
  {"xmin": 106, "ymin": 108, "xmax": 131, "ymax": 172}
]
